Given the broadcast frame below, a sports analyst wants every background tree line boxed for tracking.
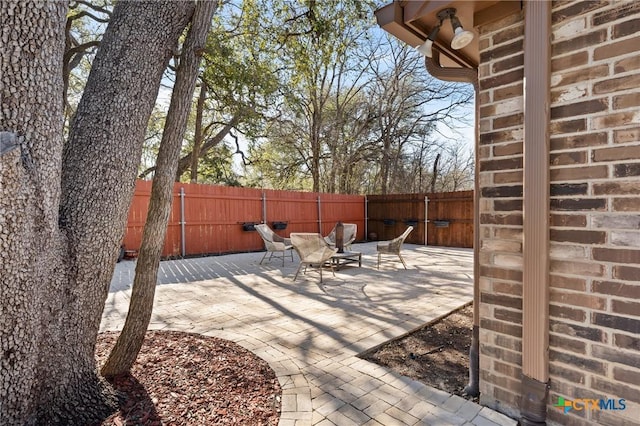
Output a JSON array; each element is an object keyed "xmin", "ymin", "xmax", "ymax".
[{"xmin": 66, "ymin": 0, "xmax": 475, "ymax": 196}]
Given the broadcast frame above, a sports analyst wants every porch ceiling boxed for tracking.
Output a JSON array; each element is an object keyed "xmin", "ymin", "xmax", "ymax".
[{"xmin": 374, "ymin": 0, "xmax": 521, "ymax": 69}]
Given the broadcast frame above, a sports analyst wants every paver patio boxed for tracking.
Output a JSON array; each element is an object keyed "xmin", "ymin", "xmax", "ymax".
[{"xmin": 102, "ymin": 243, "xmax": 516, "ymax": 426}]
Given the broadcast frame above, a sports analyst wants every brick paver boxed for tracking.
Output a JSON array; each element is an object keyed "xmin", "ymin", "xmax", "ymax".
[{"xmin": 102, "ymin": 243, "xmax": 516, "ymax": 426}]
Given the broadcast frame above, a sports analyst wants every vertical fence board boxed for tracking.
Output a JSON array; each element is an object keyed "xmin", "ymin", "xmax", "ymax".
[
  {"xmin": 123, "ymin": 181, "xmax": 370, "ymax": 257},
  {"xmin": 366, "ymin": 193, "xmax": 425, "ymax": 243},
  {"xmin": 427, "ymin": 191, "xmax": 474, "ymax": 248}
]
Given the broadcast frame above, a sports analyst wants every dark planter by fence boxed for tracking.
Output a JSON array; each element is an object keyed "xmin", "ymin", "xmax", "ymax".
[
  {"xmin": 434, "ymin": 220, "xmax": 450, "ymax": 228},
  {"xmin": 272, "ymin": 221, "xmax": 288, "ymax": 230},
  {"xmin": 242, "ymin": 222, "xmax": 257, "ymax": 231},
  {"xmin": 383, "ymin": 219, "xmax": 396, "ymax": 226}
]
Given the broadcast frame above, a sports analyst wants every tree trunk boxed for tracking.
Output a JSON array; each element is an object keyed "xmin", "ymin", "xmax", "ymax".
[
  {"xmin": 190, "ymin": 83, "xmax": 208, "ymax": 183},
  {"xmin": 101, "ymin": 0, "xmax": 217, "ymax": 378},
  {"xmin": 1, "ymin": 1, "xmax": 194, "ymax": 424},
  {"xmin": 1, "ymin": 4, "xmax": 68, "ymax": 423},
  {"xmin": 380, "ymin": 134, "xmax": 391, "ymax": 195},
  {"xmin": 311, "ymin": 102, "xmax": 321, "ymax": 193},
  {"xmin": 431, "ymin": 152, "xmax": 441, "ymax": 193}
]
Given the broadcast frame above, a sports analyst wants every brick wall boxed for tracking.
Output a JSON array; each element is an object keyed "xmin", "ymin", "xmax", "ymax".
[
  {"xmin": 477, "ymin": 8, "xmax": 525, "ymax": 419},
  {"xmin": 477, "ymin": 1, "xmax": 640, "ymax": 424}
]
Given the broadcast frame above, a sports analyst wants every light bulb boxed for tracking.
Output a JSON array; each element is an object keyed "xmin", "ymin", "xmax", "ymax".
[
  {"xmin": 416, "ymin": 39, "xmax": 433, "ymax": 58},
  {"xmin": 451, "ymin": 27, "xmax": 474, "ymax": 49}
]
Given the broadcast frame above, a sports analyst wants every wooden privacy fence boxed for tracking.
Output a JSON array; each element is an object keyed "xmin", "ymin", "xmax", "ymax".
[
  {"xmin": 124, "ymin": 180, "xmax": 366, "ymax": 257},
  {"xmin": 366, "ymin": 191, "xmax": 474, "ymax": 248},
  {"xmin": 123, "ymin": 182, "xmax": 473, "ymax": 257}
]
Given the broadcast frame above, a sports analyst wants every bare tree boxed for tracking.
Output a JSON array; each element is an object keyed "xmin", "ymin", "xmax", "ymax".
[
  {"xmin": 249, "ymin": 30, "xmax": 472, "ymax": 195},
  {"xmin": 265, "ymin": 0, "xmax": 376, "ymax": 192},
  {"xmin": 436, "ymin": 140, "xmax": 475, "ymax": 191},
  {"xmin": 368, "ymin": 39, "xmax": 473, "ymax": 194},
  {"xmin": 431, "ymin": 152, "xmax": 441, "ymax": 193},
  {"xmin": 0, "ymin": 1, "xmax": 194, "ymax": 423}
]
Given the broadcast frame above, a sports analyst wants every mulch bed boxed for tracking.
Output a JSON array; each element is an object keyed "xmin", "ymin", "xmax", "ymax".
[
  {"xmin": 95, "ymin": 331, "xmax": 281, "ymax": 425},
  {"xmin": 361, "ymin": 303, "xmax": 476, "ymax": 402}
]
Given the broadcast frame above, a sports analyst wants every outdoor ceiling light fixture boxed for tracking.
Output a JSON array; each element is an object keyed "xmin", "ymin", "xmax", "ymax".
[
  {"xmin": 415, "ymin": 7, "xmax": 474, "ymax": 57},
  {"xmin": 416, "ymin": 24, "xmax": 440, "ymax": 58},
  {"xmin": 439, "ymin": 8, "xmax": 475, "ymax": 50}
]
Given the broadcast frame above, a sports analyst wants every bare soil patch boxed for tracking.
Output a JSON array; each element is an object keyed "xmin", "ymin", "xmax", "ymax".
[
  {"xmin": 95, "ymin": 331, "xmax": 281, "ymax": 425},
  {"xmin": 361, "ymin": 303, "xmax": 476, "ymax": 402}
]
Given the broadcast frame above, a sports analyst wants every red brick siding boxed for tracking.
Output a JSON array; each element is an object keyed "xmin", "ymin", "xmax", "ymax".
[
  {"xmin": 477, "ymin": 1, "xmax": 640, "ymax": 424},
  {"xmin": 477, "ymin": 7, "xmax": 525, "ymax": 420}
]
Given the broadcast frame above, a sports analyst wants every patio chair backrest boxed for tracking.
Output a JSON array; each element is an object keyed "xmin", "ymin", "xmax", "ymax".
[
  {"xmin": 290, "ymin": 233, "xmax": 338, "ymax": 282},
  {"xmin": 255, "ymin": 224, "xmax": 273, "ymax": 242},
  {"xmin": 255, "ymin": 223, "xmax": 288, "ymax": 250},
  {"xmin": 325, "ymin": 223, "xmax": 357, "ymax": 246},
  {"xmin": 389, "ymin": 226, "xmax": 413, "ymax": 252},
  {"xmin": 290, "ymin": 233, "xmax": 330, "ymax": 258}
]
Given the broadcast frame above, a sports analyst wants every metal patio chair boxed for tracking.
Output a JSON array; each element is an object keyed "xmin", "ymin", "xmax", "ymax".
[
  {"xmin": 290, "ymin": 233, "xmax": 338, "ymax": 283},
  {"xmin": 255, "ymin": 223, "xmax": 294, "ymax": 266},
  {"xmin": 324, "ymin": 223, "xmax": 357, "ymax": 252},
  {"xmin": 376, "ymin": 226, "xmax": 414, "ymax": 269}
]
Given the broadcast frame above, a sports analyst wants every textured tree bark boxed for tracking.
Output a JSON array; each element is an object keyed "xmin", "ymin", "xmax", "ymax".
[
  {"xmin": 1, "ymin": 1, "xmax": 194, "ymax": 424},
  {"xmin": 101, "ymin": 0, "xmax": 218, "ymax": 378},
  {"xmin": 1, "ymin": 3, "xmax": 68, "ymax": 423}
]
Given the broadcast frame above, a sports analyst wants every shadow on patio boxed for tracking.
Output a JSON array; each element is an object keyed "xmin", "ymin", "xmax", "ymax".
[{"xmin": 101, "ymin": 243, "xmax": 515, "ymax": 425}]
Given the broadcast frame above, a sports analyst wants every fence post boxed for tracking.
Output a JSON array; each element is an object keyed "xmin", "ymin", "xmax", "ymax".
[
  {"xmin": 424, "ymin": 195, "xmax": 429, "ymax": 246},
  {"xmin": 317, "ymin": 196, "xmax": 322, "ymax": 234},
  {"xmin": 364, "ymin": 196, "xmax": 368, "ymax": 241},
  {"xmin": 180, "ymin": 187, "xmax": 186, "ymax": 257},
  {"xmin": 262, "ymin": 191, "xmax": 267, "ymax": 224}
]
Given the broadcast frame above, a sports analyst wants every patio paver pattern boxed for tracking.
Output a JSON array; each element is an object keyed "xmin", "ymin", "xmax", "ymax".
[{"xmin": 102, "ymin": 243, "xmax": 516, "ymax": 426}]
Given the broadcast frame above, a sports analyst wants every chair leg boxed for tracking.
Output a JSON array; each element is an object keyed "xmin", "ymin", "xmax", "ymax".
[
  {"xmin": 260, "ymin": 251, "xmax": 269, "ymax": 265},
  {"xmin": 293, "ymin": 263, "xmax": 303, "ymax": 281},
  {"xmin": 398, "ymin": 253, "xmax": 407, "ymax": 269},
  {"xmin": 377, "ymin": 253, "xmax": 381, "ymax": 269},
  {"xmin": 281, "ymin": 250, "xmax": 285, "ymax": 267},
  {"xmin": 317, "ymin": 260, "xmax": 335, "ymax": 283}
]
